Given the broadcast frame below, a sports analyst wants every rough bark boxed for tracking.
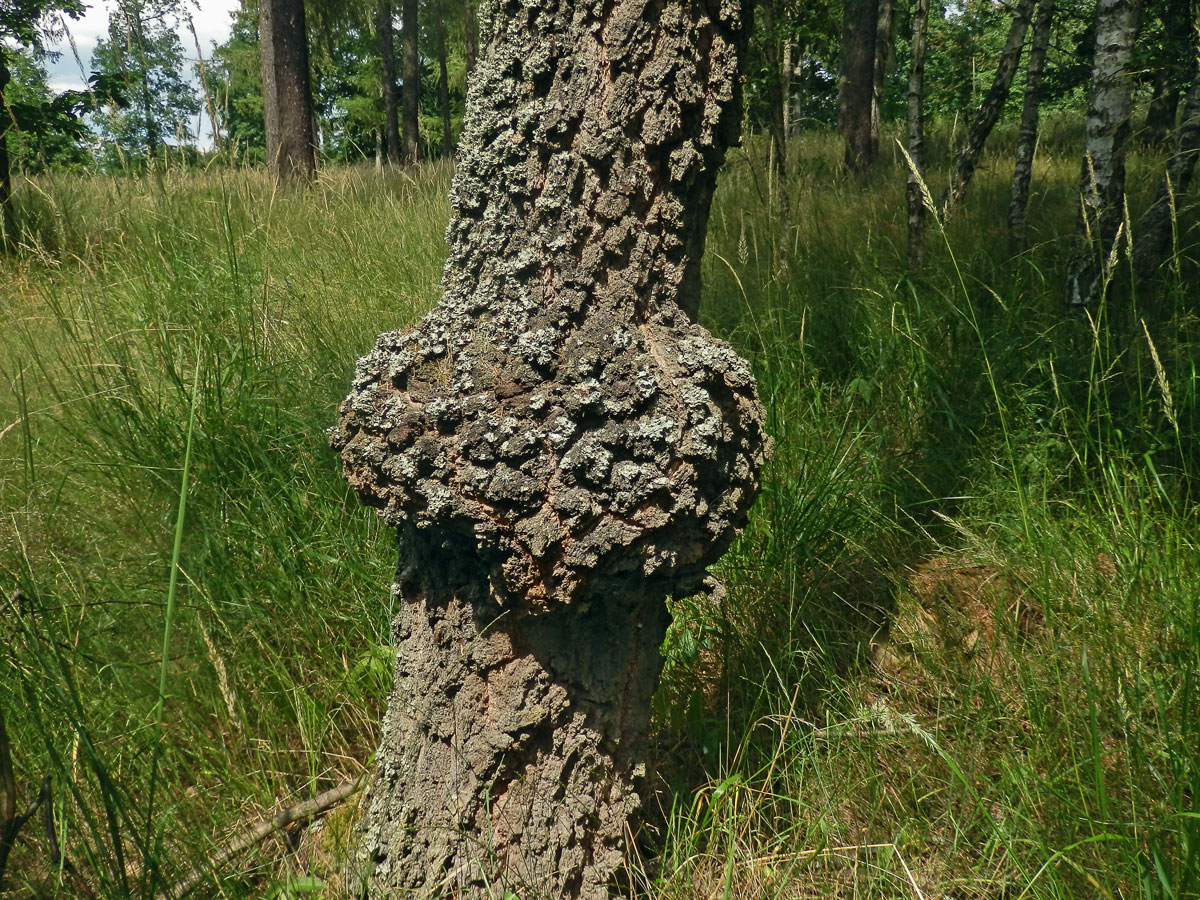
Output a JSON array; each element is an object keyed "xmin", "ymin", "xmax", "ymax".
[
  {"xmin": 260, "ymin": 0, "xmax": 317, "ymax": 182},
  {"xmin": 378, "ymin": 0, "xmax": 402, "ymax": 165},
  {"xmin": 1136, "ymin": 52, "xmax": 1200, "ymax": 276},
  {"xmin": 437, "ymin": 18, "xmax": 452, "ymax": 156},
  {"xmin": 1009, "ymin": 0, "xmax": 1056, "ymax": 249},
  {"xmin": 944, "ymin": 0, "xmax": 1036, "ymax": 217},
  {"xmin": 838, "ymin": 0, "xmax": 880, "ymax": 171},
  {"xmin": 0, "ymin": 47, "xmax": 13, "ymax": 251},
  {"xmin": 1065, "ymin": 0, "xmax": 1141, "ymax": 306},
  {"xmin": 401, "ymin": 0, "xmax": 420, "ymax": 164},
  {"xmin": 331, "ymin": 2, "xmax": 767, "ymax": 897},
  {"xmin": 906, "ymin": 0, "xmax": 930, "ymax": 272}
]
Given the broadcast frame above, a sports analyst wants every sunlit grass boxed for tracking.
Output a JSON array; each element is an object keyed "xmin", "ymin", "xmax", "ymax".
[{"xmin": 1, "ymin": 131, "xmax": 1198, "ymax": 899}]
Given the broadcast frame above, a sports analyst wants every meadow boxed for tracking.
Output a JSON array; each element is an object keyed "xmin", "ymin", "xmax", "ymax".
[{"xmin": 1, "ymin": 121, "xmax": 1198, "ymax": 899}]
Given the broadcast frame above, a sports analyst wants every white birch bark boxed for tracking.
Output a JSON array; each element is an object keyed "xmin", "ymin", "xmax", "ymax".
[{"xmin": 1065, "ymin": 0, "xmax": 1141, "ymax": 306}]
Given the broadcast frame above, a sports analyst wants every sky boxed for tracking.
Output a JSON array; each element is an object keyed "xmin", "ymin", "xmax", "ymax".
[{"xmin": 43, "ymin": 0, "xmax": 241, "ymax": 146}]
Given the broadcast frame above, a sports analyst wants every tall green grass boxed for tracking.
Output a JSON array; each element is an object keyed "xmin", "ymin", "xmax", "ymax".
[{"xmin": 1, "ymin": 130, "xmax": 1198, "ymax": 899}]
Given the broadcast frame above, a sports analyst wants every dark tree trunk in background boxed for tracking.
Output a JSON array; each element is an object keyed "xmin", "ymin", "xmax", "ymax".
[
  {"xmin": 331, "ymin": 2, "xmax": 769, "ymax": 897},
  {"xmin": 0, "ymin": 47, "xmax": 13, "ymax": 250},
  {"xmin": 1010, "ymin": 0, "xmax": 1056, "ymax": 249},
  {"xmin": 377, "ymin": 0, "xmax": 401, "ymax": 165},
  {"xmin": 1137, "ymin": 53, "xmax": 1200, "ymax": 277},
  {"xmin": 1066, "ymin": 0, "xmax": 1141, "ymax": 306},
  {"xmin": 436, "ymin": 18, "xmax": 452, "ymax": 156},
  {"xmin": 1144, "ymin": 69, "xmax": 1180, "ymax": 147},
  {"xmin": 839, "ymin": 0, "xmax": 880, "ymax": 171},
  {"xmin": 1141, "ymin": 0, "xmax": 1191, "ymax": 147},
  {"xmin": 944, "ymin": 0, "xmax": 1036, "ymax": 217},
  {"xmin": 260, "ymin": 0, "xmax": 317, "ymax": 182},
  {"xmin": 464, "ymin": 0, "xmax": 477, "ymax": 76},
  {"xmin": 872, "ymin": 0, "xmax": 894, "ymax": 135},
  {"xmin": 400, "ymin": 0, "xmax": 419, "ymax": 164},
  {"xmin": 761, "ymin": 1, "xmax": 789, "ymax": 183},
  {"xmin": 906, "ymin": 0, "xmax": 930, "ymax": 272}
]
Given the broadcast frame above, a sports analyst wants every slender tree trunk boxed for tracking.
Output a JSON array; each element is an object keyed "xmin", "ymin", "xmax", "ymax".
[
  {"xmin": 260, "ymin": 0, "xmax": 317, "ymax": 182},
  {"xmin": 873, "ymin": 0, "xmax": 894, "ymax": 128},
  {"xmin": 906, "ymin": 0, "xmax": 930, "ymax": 272},
  {"xmin": 782, "ymin": 38, "xmax": 792, "ymax": 136},
  {"xmin": 400, "ymin": 0, "xmax": 420, "ymax": 164},
  {"xmin": 1137, "ymin": 53, "xmax": 1200, "ymax": 276},
  {"xmin": 943, "ymin": 0, "xmax": 1036, "ymax": 217},
  {"xmin": 761, "ymin": 1, "xmax": 789, "ymax": 183},
  {"xmin": 1009, "ymin": 0, "xmax": 1056, "ymax": 250},
  {"xmin": 437, "ymin": 18, "xmax": 452, "ymax": 156},
  {"xmin": 0, "ymin": 47, "xmax": 14, "ymax": 251},
  {"xmin": 839, "ymin": 0, "xmax": 880, "ymax": 171},
  {"xmin": 378, "ymin": 0, "xmax": 401, "ymax": 165},
  {"xmin": 331, "ymin": 2, "xmax": 768, "ymax": 897},
  {"xmin": 1065, "ymin": 0, "xmax": 1141, "ymax": 307},
  {"xmin": 464, "ymin": 0, "xmax": 478, "ymax": 77}
]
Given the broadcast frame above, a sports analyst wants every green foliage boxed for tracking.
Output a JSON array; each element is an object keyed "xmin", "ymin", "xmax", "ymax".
[
  {"xmin": 88, "ymin": 0, "xmax": 201, "ymax": 164},
  {"xmin": 1, "ymin": 47, "xmax": 92, "ymax": 172},
  {"xmin": 1, "ymin": 124, "xmax": 1199, "ymax": 900}
]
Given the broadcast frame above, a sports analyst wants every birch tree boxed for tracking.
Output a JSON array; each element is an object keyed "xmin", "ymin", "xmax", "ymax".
[
  {"xmin": 1065, "ymin": 0, "xmax": 1142, "ymax": 306},
  {"xmin": 943, "ymin": 0, "xmax": 1037, "ymax": 217},
  {"xmin": 907, "ymin": 0, "xmax": 931, "ymax": 271},
  {"xmin": 1009, "ymin": 0, "xmax": 1056, "ymax": 249}
]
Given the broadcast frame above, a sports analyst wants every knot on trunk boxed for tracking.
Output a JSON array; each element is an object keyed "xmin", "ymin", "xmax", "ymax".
[{"xmin": 332, "ymin": 310, "xmax": 769, "ymax": 612}]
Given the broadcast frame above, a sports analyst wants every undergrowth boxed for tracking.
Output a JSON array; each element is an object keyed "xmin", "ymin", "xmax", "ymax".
[{"xmin": 1, "ymin": 126, "xmax": 1198, "ymax": 899}]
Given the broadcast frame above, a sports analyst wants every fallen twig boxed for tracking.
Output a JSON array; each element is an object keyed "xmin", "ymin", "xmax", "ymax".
[{"xmin": 159, "ymin": 776, "xmax": 366, "ymax": 900}]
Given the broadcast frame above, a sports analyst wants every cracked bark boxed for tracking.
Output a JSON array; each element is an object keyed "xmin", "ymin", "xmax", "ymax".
[
  {"xmin": 260, "ymin": 0, "xmax": 316, "ymax": 183},
  {"xmin": 331, "ymin": 1, "xmax": 768, "ymax": 897}
]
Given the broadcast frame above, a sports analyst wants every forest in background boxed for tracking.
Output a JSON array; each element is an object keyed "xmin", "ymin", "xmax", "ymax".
[{"xmin": 3, "ymin": 0, "xmax": 1200, "ymax": 898}]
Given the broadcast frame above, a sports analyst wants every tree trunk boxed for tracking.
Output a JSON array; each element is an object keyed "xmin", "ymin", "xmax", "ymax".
[
  {"xmin": 400, "ymin": 0, "xmax": 420, "ymax": 164},
  {"xmin": 1065, "ymin": 0, "xmax": 1141, "ymax": 307},
  {"xmin": 873, "ymin": 0, "xmax": 894, "ymax": 130},
  {"xmin": 944, "ymin": 0, "xmax": 1036, "ymax": 217},
  {"xmin": 378, "ymin": 0, "xmax": 402, "ymax": 165},
  {"xmin": 464, "ymin": 0, "xmax": 478, "ymax": 77},
  {"xmin": 437, "ymin": 18, "xmax": 452, "ymax": 156},
  {"xmin": 761, "ymin": 1, "xmax": 789, "ymax": 183},
  {"xmin": 0, "ymin": 46, "xmax": 14, "ymax": 251},
  {"xmin": 1143, "ymin": 69, "xmax": 1180, "ymax": 148},
  {"xmin": 260, "ymin": 0, "xmax": 317, "ymax": 182},
  {"xmin": 331, "ymin": 2, "xmax": 769, "ymax": 897},
  {"xmin": 1009, "ymin": 0, "xmax": 1055, "ymax": 250},
  {"xmin": 906, "ymin": 0, "xmax": 931, "ymax": 272},
  {"xmin": 1136, "ymin": 52, "xmax": 1200, "ymax": 277},
  {"xmin": 839, "ymin": 0, "xmax": 880, "ymax": 171},
  {"xmin": 123, "ymin": 0, "xmax": 158, "ymax": 160}
]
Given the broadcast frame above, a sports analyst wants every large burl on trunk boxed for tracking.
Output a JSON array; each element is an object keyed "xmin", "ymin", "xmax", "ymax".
[{"xmin": 330, "ymin": 1, "xmax": 770, "ymax": 896}]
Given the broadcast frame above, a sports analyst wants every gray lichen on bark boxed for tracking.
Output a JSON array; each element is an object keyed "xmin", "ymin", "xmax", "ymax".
[{"xmin": 331, "ymin": 0, "xmax": 769, "ymax": 896}]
